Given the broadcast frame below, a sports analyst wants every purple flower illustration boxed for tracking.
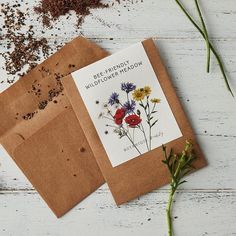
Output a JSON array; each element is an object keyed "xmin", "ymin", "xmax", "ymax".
[
  {"xmin": 108, "ymin": 92, "xmax": 119, "ymax": 105},
  {"xmin": 121, "ymin": 82, "xmax": 136, "ymax": 93},
  {"xmin": 122, "ymin": 100, "xmax": 136, "ymax": 114}
]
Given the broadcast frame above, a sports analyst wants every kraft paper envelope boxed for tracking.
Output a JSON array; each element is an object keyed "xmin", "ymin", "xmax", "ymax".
[
  {"xmin": 0, "ymin": 37, "xmax": 108, "ymax": 217},
  {"xmin": 62, "ymin": 38, "xmax": 207, "ymax": 205}
]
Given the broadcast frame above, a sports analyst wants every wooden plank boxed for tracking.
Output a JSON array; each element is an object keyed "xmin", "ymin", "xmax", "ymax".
[
  {"xmin": 0, "ymin": 188, "xmax": 235, "ymax": 236},
  {"xmin": 0, "ymin": 134, "xmax": 236, "ymax": 191},
  {"xmin": 0, "ymin": 0, "xmax": 235, "ymax": 40}
]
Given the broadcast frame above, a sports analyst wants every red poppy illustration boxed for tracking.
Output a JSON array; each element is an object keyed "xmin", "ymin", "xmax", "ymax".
[
  {"xmin": 114, "ymin": 108, "xmax": 126, "ymax": 125},
  {"xmin": 125, "ymin": 114, "xmax": 142, "ymax": 127}
]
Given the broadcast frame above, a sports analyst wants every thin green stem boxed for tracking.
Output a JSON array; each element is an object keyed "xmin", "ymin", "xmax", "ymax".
[
  {"xmin": 175, "ymin": 0, "xmax": 234, "ymax": 96},
  {"xmin": 119, "ymin": 102, "xmax": 124, "ymax": 107},
  {"xmin": 102, "ymin": 116, "xmax": 115, "ymax": 122},
  {"xmin": 167, "ymin": 185, "xmax": 176, "ymax": 236},
  {"xmin": 151, "ymin": 103, "xmax": 157, "ymax": 114},
  {"xmin": 132, "ymin": 108, "xmax": 149, "ymax": 150},
  {"xmin": 127, "ymin": 128, "xmax": 133, "ymax": 142},
  {"xmin": 141, "ymin": 100, "xmax": 152, "ymax": 150},
  {"xmin": 174, "ymin": 152, "xmax": 185, "ymax": 178},
  {"xmin": 132, "ymin": 127, "xmax": 135, "ymax": 143},
  {"xmin": 126, "ymin": 92, "xmax": 130, "ymax": 103},
  {"xmin": 124, "ymin": 129, "xmax": 142, "ymax": 155},
  {"xmin": 105, "ymin": 108, "xmax": 115, "ymax": 119},
  {"xmin": 140, "ymin": 100, "xmax": 149, "ymax": 119},
  {"xmin": 146, "ymin": 97, "xmax": 152, "ymax": 150},
  {"xmin": 162, "ymin": 141, "xmax": 195, "ymax": 236},
  {"xmin": 194, "ymin": 0, "xmax": 210, "ymax": 72},
  {"xmin": 175, "ymin": 0, "xmax": 203, "ymax": 32},
  {"xmin": 105, "ymin": 124, "xmax": 118, "ymax": 128},
  {"xmin": 139, "ymin": 123, "xmax": 150, "ymax": 151}
]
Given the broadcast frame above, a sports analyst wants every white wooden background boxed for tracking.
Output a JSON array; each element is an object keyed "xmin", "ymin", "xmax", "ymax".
[{"xmin": 0, "ymin": 0, "xmax": 236, "ymax": 235}]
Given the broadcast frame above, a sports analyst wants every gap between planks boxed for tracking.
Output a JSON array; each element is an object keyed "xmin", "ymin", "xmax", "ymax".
[{"xmin": 1, "ymin": 189, "xmax": 236, "ymax": 194}]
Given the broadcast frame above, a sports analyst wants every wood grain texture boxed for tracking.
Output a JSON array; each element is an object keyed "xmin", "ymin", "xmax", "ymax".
[
  {"xmin": 0, "ymin": 0, "xmax": 236, "ymax": 235},
  {"xmin": 0, "ymin": 188, "xmax": 236, "ymax": 236}
]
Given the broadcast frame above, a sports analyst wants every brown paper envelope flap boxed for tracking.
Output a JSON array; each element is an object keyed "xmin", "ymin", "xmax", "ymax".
[
  {"xmin": 0, "ymin": 36, "xmax": 108, "ymax": 217},
  {"xmin": 62, "ymin": 38, "xmax": 207, "ymax": 205},
  {"xmin": 1, "ymin": 92, "xmax": 69, "ymax": 155},
  {"xmin": 36, "ymin": 36, "xmax": 108, "ymax": 77},
  {"xmin": 0, "ymin": 75, "xmax": 69, "ymax": 146},
  {"xmin": 13, "ymin": 107, "xmax": 104, "ymax": 217},
  {"xmin": 0, "ymin": 36, "xmax": 108, "ymax": 139},
  {"xmin": 0, "ymin": 36, "xmax": 108, "ymax": 156}
]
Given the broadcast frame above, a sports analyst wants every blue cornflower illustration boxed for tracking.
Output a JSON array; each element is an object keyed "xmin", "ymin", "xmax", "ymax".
[
  {"xmin": 121, "ymin": 82, "xmax": 136, "ymax": 93},
  {"xmin": 108, "ymin": 92, "xmax": 119, "ymax": 105},
  {"xmin": 122, "ymin": 100, "xmax": 136, "ymax": 113}
]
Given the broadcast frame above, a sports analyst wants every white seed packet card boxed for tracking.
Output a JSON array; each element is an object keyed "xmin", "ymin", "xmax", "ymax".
[{"xmin": 72, "ymin": 42, "xmax": 182, "ymax": 167}]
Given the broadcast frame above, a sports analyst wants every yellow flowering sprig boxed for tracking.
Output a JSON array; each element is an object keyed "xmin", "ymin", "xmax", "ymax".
[{"xmin": 162, "ymin": 140, "xmax": 196, "ymax": 236}]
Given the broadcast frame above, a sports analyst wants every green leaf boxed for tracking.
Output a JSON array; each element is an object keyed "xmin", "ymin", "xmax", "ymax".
[
  {"xmin": 169, "ymin": 148, "xmax": 174, "ymax": 158},
  {"xmin": 139, "ymin": 103, "xmax": 144, "ymax": 108},
  {"xmin": 178, "ymin": 180, "xmax": 187, "ymax": 186},
  {"xmin": 151, "ymin": 120, "xmax": 158, "ymax": 127}
]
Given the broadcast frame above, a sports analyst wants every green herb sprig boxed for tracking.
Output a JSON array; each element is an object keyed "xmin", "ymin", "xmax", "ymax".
[
  {"xmin": 162, "ymin": 140, "xmax": 196, "ymax": 236},
  {"xmin": 174, "ymin": 0, "xmax": 234, "ymax": 96}
]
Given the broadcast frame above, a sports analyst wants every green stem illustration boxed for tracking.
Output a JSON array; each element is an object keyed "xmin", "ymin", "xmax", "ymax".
[
  {"xmin": 139, "ymin": 123, "xmax": 150, "ymax": 151},
  {"xmin": 151, "ymin": 103, "xmax": 156, "ymax": 114},
  {"xmin": 122, "ymin": 127, "xmax": 142, "ymax": 155},
  {"xmin": 147, "ymin": 96, "xmax": 152, "ymax": 150},
  {"xmin": 141, "ymin": 100, "xmax": 152, "ymax": 150}
]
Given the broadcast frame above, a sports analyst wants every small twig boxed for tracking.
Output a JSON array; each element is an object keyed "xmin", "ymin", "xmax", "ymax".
[
  {"xmin": 174, "ymin": 0, "xmax": 234, "ymax": 96},
  {"xmin": 194, "ymin": 0, "xmax": 210, "ymax": 72}
]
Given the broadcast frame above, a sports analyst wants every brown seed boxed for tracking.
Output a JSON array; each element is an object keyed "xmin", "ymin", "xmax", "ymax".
[
  {"xmin": 80, "ymin": 147, "xmax": 86, "ymax": 152},
  {"xmin": 34, "ymin": 0, "xmax": 109, "ymax": 28},
  {"xmin": 0, "ymin": 3, "xmax": 51, "ymax": 83},
  {"xmin": 38, "ymin": 100, "xmax": 48, "ymax": 110}
]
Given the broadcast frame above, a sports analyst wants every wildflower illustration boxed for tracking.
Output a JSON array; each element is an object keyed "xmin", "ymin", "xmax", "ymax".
[{"xmin": 98, "ymin": 82, "xmax": 161, "ymax": 155}]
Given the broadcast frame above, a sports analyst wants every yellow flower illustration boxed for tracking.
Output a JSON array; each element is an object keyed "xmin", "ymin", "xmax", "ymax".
[
  {"xmin": 132, "ymin": 89, "xmax": 145, "ymax": 101},
  {"xmin": 151, "ymin": 98, "xmax": 161, "ymax": 104},
  {"xmin": 143, "ymin": 86, "xmax": 151, "ymax": 96}
]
